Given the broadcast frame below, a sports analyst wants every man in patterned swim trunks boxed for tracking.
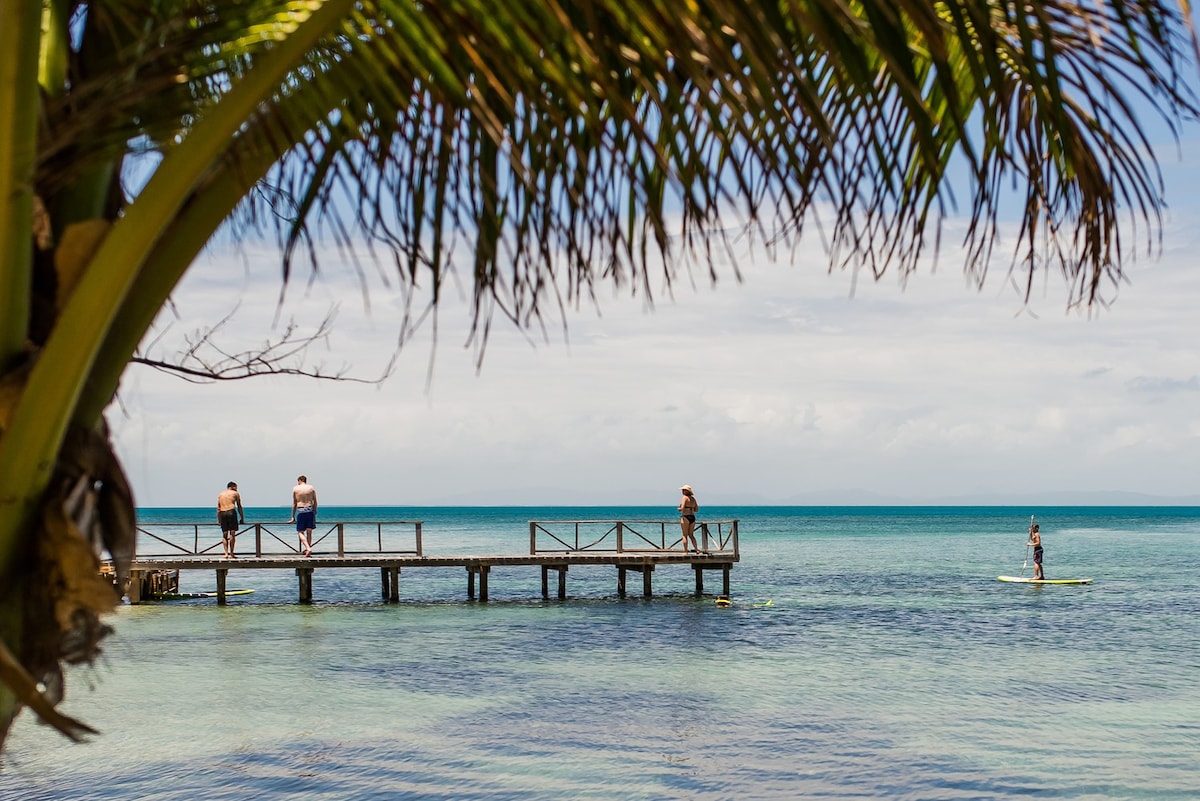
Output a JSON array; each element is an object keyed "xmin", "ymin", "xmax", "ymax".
[
  {"xmin": 217, "ymin": 482, "xmax": 244, "ymax": 558},
  {"xmin": 290, "ymin": 475, "xmax": 318, "ymax": 557},
  {"xmin": 1027, "ymin": 522, "xmax": 1044, "ymax": 580}
]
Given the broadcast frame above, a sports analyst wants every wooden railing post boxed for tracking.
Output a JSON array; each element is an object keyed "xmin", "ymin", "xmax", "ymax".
[
  {"xmin": 193, "ymin": 524, "xmax": 199, "ymax": 554},
  {"xmin": 415, "ymin": 522, "xmax": 423, "ymax": 556},
  {"xmin": 530, "ymin": 521, "xmax": 537, "ymax": 554},
  {"xmin": 337, "ymin": 523, "xmax": 345, "ymax": 557},
  {"xmin": 616, "ymin": 522, "xmax": 624, "ymax": 553},
  {"xmin": 732, "ymin": 520, "xmax": 739, "ymax": 557},
  {"xmin": 255, "ymin": 523, "xmax": 262, "ymax": 557}
]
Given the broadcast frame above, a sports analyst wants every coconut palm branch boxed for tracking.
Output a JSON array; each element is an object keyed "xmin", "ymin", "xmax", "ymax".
[{"xmin": 0, "ymin": 0, "xmax": 1195, "ymax": 744}]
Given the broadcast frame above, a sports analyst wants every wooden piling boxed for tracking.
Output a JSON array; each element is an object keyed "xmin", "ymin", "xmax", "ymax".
[
  {"xmin": 296, "ymin": 567, "xmax": 313, "ymax": 603},
  {"xmin": 466, "ymin": 565, "xmax": 491, "ymax": 601},
  {"xmin": 616, "ymin": 563, "xmax": 654, "ymax": 597},
  {"xmin": 216, "ymin": 568, "xmax": 228, "ymax": 605},
  {"xmin": 126, "ymin": 570, "xmax": 143, "ymax": 604},
  {"xmin": 541, "ymin": 564, "xmax": 567, "ymax": 599}
]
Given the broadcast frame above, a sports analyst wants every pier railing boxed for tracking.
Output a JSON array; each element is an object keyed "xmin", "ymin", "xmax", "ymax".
[
  {"xmin": 135, "ymin": 521, "xmax": 424, "ymax": 558},
  {"xmin": 529, "ymin": 519, "xmax": 738, "ymax": 556}
]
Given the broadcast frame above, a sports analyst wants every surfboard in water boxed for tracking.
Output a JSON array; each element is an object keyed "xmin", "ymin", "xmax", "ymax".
[{"xmin": 997, "ymin": 576, "xmax": 1093, "ymax": 585}]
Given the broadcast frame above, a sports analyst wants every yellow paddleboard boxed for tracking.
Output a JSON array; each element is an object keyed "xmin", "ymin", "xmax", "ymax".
[{"xmin": 997, "ymin": 576, "xmax": 1092, "ymax": 585}]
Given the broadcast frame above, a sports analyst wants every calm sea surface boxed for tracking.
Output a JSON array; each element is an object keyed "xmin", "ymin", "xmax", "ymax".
[{"xmin": 2, "ymin": 506, "xmax": 1198, "ymax": 800}]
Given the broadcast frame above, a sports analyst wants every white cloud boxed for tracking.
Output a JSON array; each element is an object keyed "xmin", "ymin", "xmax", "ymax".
[{"xmin": 109, "ymin": 144, "xmax": 1200, "ymax": 507}]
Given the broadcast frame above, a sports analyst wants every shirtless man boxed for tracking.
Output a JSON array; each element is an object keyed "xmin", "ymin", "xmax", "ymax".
[
  {"xmin": 290, "ymin": 475, "xmax": 318, "ymax": 557},
  {"xmin": 217, "ymin": 482, "xmax": 244, "ymax": 558},
  {"xmin": 1027, "ymin": 522, "xmax": 1044, "ymax": 580}
]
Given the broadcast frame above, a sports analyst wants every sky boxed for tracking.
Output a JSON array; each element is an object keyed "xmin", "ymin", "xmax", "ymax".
[{"xmin": 109, "ymin": 142, "xmax": 1200, "ymax": 509}]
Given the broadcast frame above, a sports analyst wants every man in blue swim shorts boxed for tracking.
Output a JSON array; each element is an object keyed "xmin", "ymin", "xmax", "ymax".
[{"xmin": 290, "ymin": 475, "xmax": 318, "ymax": 557}]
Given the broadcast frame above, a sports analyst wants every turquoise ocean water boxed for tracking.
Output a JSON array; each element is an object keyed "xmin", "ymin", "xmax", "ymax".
[{"xmin": 2, "ymin": 506, "xmax": 1198, "ymax": 800}]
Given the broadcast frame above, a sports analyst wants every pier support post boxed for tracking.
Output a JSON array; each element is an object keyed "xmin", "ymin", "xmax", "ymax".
[
  {"xmin": 620, "ymin": 564, "xmax": 654, "ymax": 598},
  {"xmin": 389, "ymin": 567, "xmax": 400, "ymax": 602},
  {"xmin": 688, "ymin": 562, "xmax": 734, "ymax": 599},
  {"xmin": 296, "ymin": 567, "xmax": 314, "ymax": 603},
  {"xmin": 466, "ymin": 565, "xmax": 491, "ymax": 601},
  {"xmin": 125, "ymin": 570, "xmax": 143, "ymax": 604},
  {"xmin": 541, "ymin": 565, "xmax": 567, "ymax": 599},
  {"xmin": 216, "ymin": 569, "xmax": 228, "ymax": 606},
  {"xmin": 381, "ymin": 567, "xmax": 390, "ymax": 600}
]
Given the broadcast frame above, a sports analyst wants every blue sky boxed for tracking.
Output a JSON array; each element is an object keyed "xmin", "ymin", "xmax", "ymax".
[{"xmin": 110, "ymin": 138, "xmax": 1200, "ymax": 508}]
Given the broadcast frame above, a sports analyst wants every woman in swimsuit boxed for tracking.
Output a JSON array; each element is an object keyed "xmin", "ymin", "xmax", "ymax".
[{"xmin": 678, "ymin": 485, "xmax": 700, "ymax": 554}]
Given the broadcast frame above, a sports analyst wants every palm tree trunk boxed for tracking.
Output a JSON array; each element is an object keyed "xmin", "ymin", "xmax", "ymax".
[{"xmin": 0, "ymin": 0, "xmax": 39, "ymax": 366}]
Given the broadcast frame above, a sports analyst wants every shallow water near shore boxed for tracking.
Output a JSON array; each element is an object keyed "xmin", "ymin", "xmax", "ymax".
[{"xmin": 3, "ymin": 506, "xmax": 1198, "ymax": 799}]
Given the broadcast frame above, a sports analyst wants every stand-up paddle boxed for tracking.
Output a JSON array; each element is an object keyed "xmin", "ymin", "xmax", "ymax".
[
  {"xmin": 1020, "ymin": 514, "xmax": 1033, "ymax": 577},
  {"xmin": 998, "ymin": 514, "xmax": 1094, "ymax": 585}
]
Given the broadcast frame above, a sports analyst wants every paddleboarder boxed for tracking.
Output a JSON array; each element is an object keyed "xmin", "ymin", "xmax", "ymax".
[{"xmin": 1027, "ymin": 521, "xmax": 1044, "ymax": 580}]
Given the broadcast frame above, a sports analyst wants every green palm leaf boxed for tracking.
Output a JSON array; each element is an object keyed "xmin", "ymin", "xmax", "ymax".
[{"xmin": 1, "ymin": 0, "xmax": 1197, "ymax": 745}]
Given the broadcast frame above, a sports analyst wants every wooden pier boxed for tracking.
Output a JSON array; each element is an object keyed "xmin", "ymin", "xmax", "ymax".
[{"xmin": 118, "ymin": 518, "xmax": 739, "ymax": 605}]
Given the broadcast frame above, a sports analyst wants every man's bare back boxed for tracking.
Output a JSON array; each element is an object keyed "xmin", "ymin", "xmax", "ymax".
[
  {"xmin": 217, "ymin": 488, "xmax": 241, "ymax": 512},
  {"xmin": 293, "ymin": 482, "xmax": 317, "ymax": 511}
]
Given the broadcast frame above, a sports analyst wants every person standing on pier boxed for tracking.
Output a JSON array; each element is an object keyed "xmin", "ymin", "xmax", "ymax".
[
  {"xmin": 217, "ymin": 481, "xmax": 245, "ymax": 558},
  {"xmin": 678, "ymin": 484, "xmax": 700, "ymax": 554},
  {"xmin": 291, "ymin": 475, "xmax": 318, "ymax": 557}
]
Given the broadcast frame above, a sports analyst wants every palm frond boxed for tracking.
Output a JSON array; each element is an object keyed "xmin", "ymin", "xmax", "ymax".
[{"xmin": 39, "ymin": 0, "xmax": 1200, "ymax": 343}]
